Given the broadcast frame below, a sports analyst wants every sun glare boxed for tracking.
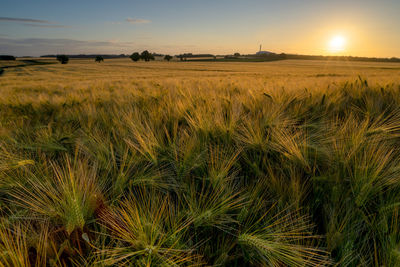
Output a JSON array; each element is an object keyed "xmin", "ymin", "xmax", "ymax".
[{"xmin": 328, "ymin": 35, "xmax": 346, "ymax": 53}]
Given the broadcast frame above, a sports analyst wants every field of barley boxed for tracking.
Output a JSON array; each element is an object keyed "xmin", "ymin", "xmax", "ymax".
[{"xmin": 1, "ymin": 58, "xmax": 400, "ymax": 266}]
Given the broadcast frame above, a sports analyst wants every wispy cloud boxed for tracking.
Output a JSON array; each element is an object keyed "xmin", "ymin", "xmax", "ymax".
[
  {"xmin": 0, "ymin": 37, "xmax": 200, "ymax": 57},
  {"xmin": 126, "ymin": 18, "xmax": 151, "ymax": 24},
  {"xmin": 0, "ymin": 17, "xmax": 52, "ymax": 24},
  {"xmin": 0, "ymin": 37, "xmax": 137, "ymax": 56},
  {"xmin": 0, "ymin": 37, "xmax": 134, "ymax": 47},
  {"xmin": 0, "ymin": 16, "xmax": 66, "ymax": 28},
  {"xmin": 22, "ymin": 23, "xmax": 69, "ymax": 28}
]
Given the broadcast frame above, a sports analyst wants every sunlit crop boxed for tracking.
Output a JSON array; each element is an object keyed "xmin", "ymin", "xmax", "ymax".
[{"xmin": 1, "ymin": 58, "xmax": 400, "ymax": 266}]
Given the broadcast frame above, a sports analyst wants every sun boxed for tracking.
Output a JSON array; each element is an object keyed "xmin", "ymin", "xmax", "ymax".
[{"xmin": 328, "ymin": 35, "xmax": 347, "ymax": 53}]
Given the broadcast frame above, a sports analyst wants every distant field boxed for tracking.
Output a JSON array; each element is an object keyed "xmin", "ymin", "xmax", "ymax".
[
  {"xmin": 1, "ymin": 59, "xmax": 400, "ymax": 266},
  {"xmin": 1, "ymin": 58, "xmax": 400, "ymax": 91},
  {"xmin": 0, "ymin": 58, "xmax": 57, "ymax": 69}
]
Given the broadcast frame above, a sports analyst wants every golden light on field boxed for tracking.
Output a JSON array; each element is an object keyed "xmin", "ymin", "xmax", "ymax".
[{"xmin": 328, "ymin": 35, "xmax": 347, "ymax": 53}]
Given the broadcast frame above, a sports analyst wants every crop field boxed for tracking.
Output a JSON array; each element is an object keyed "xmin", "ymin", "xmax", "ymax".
[{"xmin": 1, "ymin": 59, "xmax": 400, "ymax": 266}]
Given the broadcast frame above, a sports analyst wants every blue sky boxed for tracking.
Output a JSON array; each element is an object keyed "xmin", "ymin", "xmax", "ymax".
[{"xmin": 1, "ymin": 0, "xmax": 399, "ymax": 57}]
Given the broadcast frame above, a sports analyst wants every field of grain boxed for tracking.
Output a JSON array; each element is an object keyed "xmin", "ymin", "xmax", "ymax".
[{"xmin": 1, "ymin": 59, "xmax": 400, "ymax": 266}]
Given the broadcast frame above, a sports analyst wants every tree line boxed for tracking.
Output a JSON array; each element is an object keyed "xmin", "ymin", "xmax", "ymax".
[
  {"xmin": 129, "ymin": 51, "xmax": 173, "ymax": 62},
  {"xmin": 50, "ymin": 51, "xmax": 174, "ymax": 64}
]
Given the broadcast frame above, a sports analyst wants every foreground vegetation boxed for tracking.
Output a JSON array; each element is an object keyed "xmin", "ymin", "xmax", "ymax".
[{"xmin": 1, "ymin": 59, "xmax": 400, "ymax": 266}]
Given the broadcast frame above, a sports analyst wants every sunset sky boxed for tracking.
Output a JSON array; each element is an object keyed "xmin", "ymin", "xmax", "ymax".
[{"xmin": 1, "ymin": 0, "xmax": 399, "ymax": 57}]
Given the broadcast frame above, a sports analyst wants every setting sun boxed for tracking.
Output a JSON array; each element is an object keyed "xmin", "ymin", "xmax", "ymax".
[{"xmin": 328, "ymin": 35, "xmax": 347, "ymax": 53}]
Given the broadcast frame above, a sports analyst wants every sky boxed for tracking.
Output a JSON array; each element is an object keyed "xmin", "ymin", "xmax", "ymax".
[{"xmin": 0, "ymin": 0, "xmax": 399, "ymax": 57}]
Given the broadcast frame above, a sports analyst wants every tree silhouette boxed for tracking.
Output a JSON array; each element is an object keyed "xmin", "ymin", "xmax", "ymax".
[
  {"xmin": 164, "ymin": 55, "xmax": 173, "ymax": 61},
  {"xmin": 56, "ymin": 55, "xmax": 69, "ymax": 64},
  {"xmin": 140, "ymin": 50, "xmax": 154, "ymax": 62},
  {"xmin": 130, "ymin": 52, "xmax": 140, "ymax": 62},
  {"xmin": 0, "ymin": 55, "xmax": 15, "ymax": 60},
  {"xmin": 95, "ymin": 56, "xmax": 104, "ymax": 63}
]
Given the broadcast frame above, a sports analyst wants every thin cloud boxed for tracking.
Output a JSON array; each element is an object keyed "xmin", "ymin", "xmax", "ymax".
[
  {"xmin": 0, "ymin": 16, "xmax": 67, "ymax": 28},
  {"xmin": 0, "ymin": 37, "xmax": 130, "ymax": 47},
  {"xmin": 0, "ymin": 17, "xmax": 52, "ymax": 24},
  {"xmin": 22, "ymin": 23, "xmax": 69, "ymax": 28},
  {"xmin": 126, "ymin": 18, "xmax": 151, "ymax": 24},
  {"xmin": 0, "ymin": 37, "xmax": 201, "ymax": 57},
  {"xmin": 0, "ymin": 37, "xmax": 138, "ymax": 56}
]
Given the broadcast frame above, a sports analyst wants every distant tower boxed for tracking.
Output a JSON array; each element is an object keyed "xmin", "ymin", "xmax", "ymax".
[{"xmin": 259, "ymin": 44, "xmax": 262, "ymax": 52}]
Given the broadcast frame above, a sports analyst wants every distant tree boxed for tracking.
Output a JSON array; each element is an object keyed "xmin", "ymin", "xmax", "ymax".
[
  {"xmin": 234, "ymin": 52, "xmax": 240, "ymax": 57},
  {"xmin": 95, "ymin": 56, "xmax": 104, "ymax": 63},
  {"xmin": 0, "ymin": 55, "xmax": 16, "ymax": 60},
  {"xmin": 130, "ymin": 52, "xmax": 140, "ymax": 62},
  {"xmin": 177, "ymin": 55, "xmax": 188, "ymax": 61},
  {"xmin": 56, "ymin": 55, "xmax": 69, "ymax": 64},
  {"xmin": 164, "ymin": 55, "xmax": 173, "ymax": 61},
  {"xmin": 140, "ymin": 50, "xmax": 155, "ymax": 62}
]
